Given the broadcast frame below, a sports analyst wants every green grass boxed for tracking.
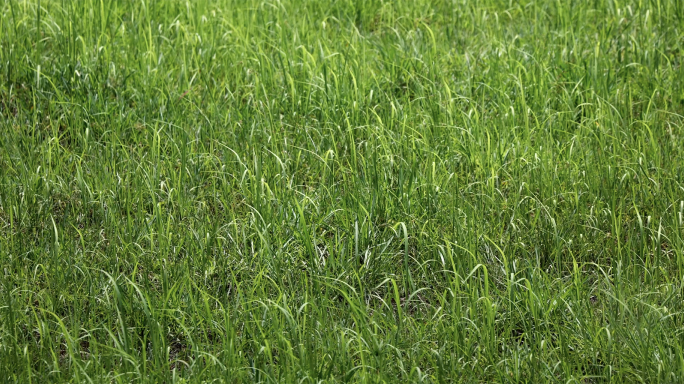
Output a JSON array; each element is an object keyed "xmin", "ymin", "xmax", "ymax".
[{"xmin": 1, "ymin": 0, "xmax": 684, "ymax": 382}]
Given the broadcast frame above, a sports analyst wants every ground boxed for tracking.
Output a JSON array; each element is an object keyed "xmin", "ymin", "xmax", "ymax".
[{"xmin": 1, "ymin": 0, "xmax": 684, "ymax": 382}]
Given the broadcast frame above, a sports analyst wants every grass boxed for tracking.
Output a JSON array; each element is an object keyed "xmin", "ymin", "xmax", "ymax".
[{"xmin": 1, "ymin": 0, "xmax": 684, "ymax": 382}]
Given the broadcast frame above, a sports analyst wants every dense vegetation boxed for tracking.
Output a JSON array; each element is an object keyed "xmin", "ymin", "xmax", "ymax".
[{"xmin": 2, "ymin": 0, "xmax": 684, "ymax": 382}]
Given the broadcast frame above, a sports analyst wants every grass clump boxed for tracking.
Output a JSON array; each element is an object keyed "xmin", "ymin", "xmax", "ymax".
[{"xmin": 1, "ymin": 0, "xmax": 684, "ymax": 382}]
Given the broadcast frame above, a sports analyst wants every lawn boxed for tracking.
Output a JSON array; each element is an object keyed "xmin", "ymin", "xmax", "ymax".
[{"xmin": 1, "ymin": 0, "xmax": 684, "ymax": 382}]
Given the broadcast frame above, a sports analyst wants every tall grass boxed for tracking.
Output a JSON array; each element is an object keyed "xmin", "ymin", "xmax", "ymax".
[{"xmin": 1, "ymin": 0, "xmax": 684, "ymax": 382}]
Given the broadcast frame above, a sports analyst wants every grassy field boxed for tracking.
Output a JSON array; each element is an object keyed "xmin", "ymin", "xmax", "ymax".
[{"xmin": 1, "ymin": 0, "xmax": 684, "ymax": 382}]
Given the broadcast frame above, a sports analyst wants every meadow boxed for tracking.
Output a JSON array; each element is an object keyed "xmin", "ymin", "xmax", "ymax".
[{"xmin": 1, "ymin": 0, "xmax": 684, "ymax": 382}]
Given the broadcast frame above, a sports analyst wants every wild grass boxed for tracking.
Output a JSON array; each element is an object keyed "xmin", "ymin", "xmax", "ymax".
[{"xmin": 1, "ymin": 0, "xmax": 684, "ymax": 382}]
